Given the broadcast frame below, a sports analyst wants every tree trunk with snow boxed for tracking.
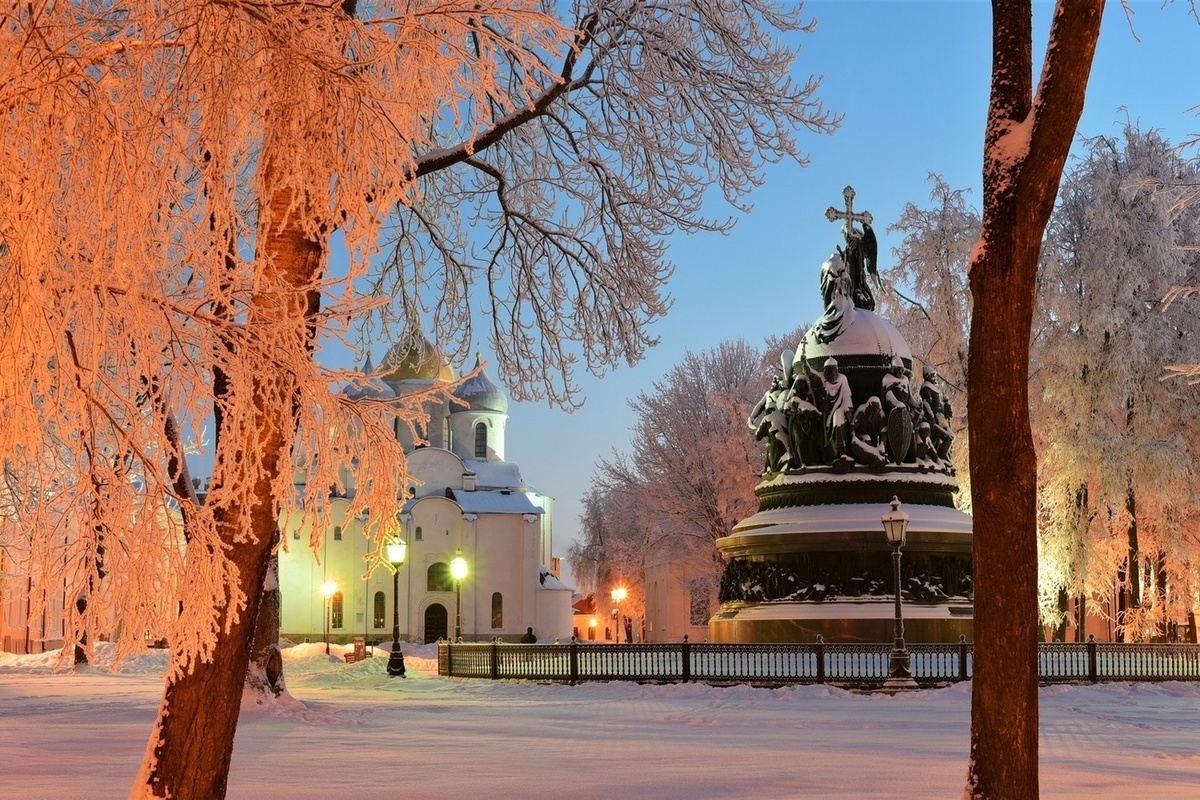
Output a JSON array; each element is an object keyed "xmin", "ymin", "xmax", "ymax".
[
  {"xmin": 136, "ymin": 187, "xmax": 322, "ymax": 799},
  {"xmin": 965, "ymin": 2, "xmax": 1103, "ymax": 798}
]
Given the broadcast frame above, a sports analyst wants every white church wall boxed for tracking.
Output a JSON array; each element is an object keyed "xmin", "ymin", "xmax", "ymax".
[
  {"xmin": 535, "ymin": 588, "xmax": 573, "ymax": 641},
  {"xmin": 406, "ymin": 449, "xmax": 465, "ymax": 497}
]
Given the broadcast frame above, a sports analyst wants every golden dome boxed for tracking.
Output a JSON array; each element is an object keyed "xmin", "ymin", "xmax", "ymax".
[{"xmin": 380, "ymin": 334, "xmax": 456, "ymax": 383}]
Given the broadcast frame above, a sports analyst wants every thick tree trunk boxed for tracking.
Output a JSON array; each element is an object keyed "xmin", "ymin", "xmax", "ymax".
[
  {"xmin": 967, "ymin": 194, "xmax": 1044, "ymax": 800},
  {"xmin": 138, "ymin": 497, "xmax": 279, "ymax": 800},
  {"xmin": 134, "ymin": 185, "xmax": 322, "ymax": 799},
  {"xmin": 966, "ymin": 3, "xmax": 1102, "ymax": 798}
]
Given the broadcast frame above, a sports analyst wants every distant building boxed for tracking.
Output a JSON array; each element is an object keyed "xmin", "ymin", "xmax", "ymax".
[
  {"xmin": 570, "ymin": 593, "xmax": 608, "ymax": 642},
  {"xmin": 278, "ymin": 341, "xmax": 573, "ymax": 645}
]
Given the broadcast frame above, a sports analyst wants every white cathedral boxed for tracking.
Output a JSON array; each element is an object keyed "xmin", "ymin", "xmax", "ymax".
[{"xmin": 278, "ymin": 341, "xmax": 574, "ymax": 646}]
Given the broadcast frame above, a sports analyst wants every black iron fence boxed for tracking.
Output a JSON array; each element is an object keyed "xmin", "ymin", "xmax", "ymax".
[{"xmin": 437, "ymin": 635, "xmax": 1200, "ymax": 688}]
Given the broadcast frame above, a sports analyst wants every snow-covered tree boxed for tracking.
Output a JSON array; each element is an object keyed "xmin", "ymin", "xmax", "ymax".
[
  {"xmin": 568, "ymin": 483, "xmax": 649, "ymax": 629},
  {"xmin": 883, "ymin": 175, "xmax": 978, "ymax": 395},
  {"xmin": 573, "ymin": 337, "xmax": 782, "ymax": 619},
  {"xmin": 3, "ymin": 2, "xmax": 837, "ymax": 795},
  {"xmin": 880, "ymin": 174, "xmax": 979, "ymax": 500},
  {"xmin": 965, "ymin": 2, "xmax": 1103, "ymax": 797},
  {"xmin": 1033, "ymin": 126, "xmax": 1200, "ymax": 640}
]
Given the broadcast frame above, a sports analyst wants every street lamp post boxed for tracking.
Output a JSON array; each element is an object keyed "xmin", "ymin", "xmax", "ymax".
[
  {"xmin": 385, "ymin": 535, "xmax": 408, "ymax": 677},
  {"xmin": 882, "ymin": 496, "xmax": 918, "ymax": 692},
  {"xmin": 611, "ymin": 586, "xmax": 627, "ymax": 644},
  {"xmin": 450, "ymin": 548, "xmax": 468, "ymax": 642},
  {"xmin": 320, "ymin": 580, "xmax": 337, "ymax": 656}
]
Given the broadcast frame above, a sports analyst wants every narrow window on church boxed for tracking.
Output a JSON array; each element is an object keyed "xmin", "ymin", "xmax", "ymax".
[
  {"xmin": 331, "ymin": 592, "xmax": 344, "ymax": 629},
  {"xmin": 333, "ymin": 525, "xmax": 342, "ymax": 541},
  {"xmin": 427, "ymin": 562, "xmax": 452, "ymax": 592},
  {"xmin": 373, "ymin": 591, "xmax": 386, "ymax": 629},
  {"xmin": 474, "ymin": 422, "xmax": 487, "ymax": 459},
  {"xmin": 415, "ymin": 526, "xmax": 422, "ymax": 541},
  {"xmin": 491, "ymin": 592, "xmax": 503, "ymax": 629}
]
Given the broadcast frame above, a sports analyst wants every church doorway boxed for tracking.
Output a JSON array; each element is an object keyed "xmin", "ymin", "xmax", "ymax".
[{"xmin": 424, "ymin": 603, "xmax": 448, "ymax": 644}]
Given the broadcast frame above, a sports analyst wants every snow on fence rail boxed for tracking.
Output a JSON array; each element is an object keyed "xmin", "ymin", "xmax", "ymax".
[{"xmin": 437, "ymin": 636, "xmax": 1200, "ymax": 688}]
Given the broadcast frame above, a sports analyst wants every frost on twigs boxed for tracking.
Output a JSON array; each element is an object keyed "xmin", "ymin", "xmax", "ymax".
[
  {"xmin": 0, "ymin": 0, "xmax": 570, "ymax": 670},
  {"xmin": 370, "ymin": 0, "xmax": 839, "ymax": 409},
  {"xmin": 1032, "ymin": 126, "xmax": 1200, "ymax": 635}
]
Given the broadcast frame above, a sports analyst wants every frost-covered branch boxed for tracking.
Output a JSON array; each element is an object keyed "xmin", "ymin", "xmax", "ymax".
[{"xmin": 369, "ymin": 0, "xmax": 839, "ymax": 407}]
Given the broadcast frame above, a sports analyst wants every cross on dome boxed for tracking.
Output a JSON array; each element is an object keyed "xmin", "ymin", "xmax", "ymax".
[{"xmin": 824, "ymin": 184, "xmax": 873, "ymax": 238}]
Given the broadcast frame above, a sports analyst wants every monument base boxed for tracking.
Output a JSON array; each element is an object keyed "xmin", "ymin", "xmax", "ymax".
[{"xmin": 708, "ymin": 598, "xmax": 973, "ymax": 644}]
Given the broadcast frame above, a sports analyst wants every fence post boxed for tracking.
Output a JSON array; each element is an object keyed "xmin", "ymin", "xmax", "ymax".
[
  {"xmin": 1087, "ymin": 634, "xmax": 1098, "ymax": 683},
  {"xmin": 446, "ymin": 641, "xmax": 454, "ymax": 678},
  {"xmin": 682, "ymin": 635, "xmax": 691, "ymax": 683},
  {"xmin": 815, "ymin": 635, "xmax": 825, "ymax": 684},
  {"xmin": 958, "ymin": 635, "xmax": 969, "ymax": 682},
  {"xmin": 491, "ymin": 639, "xmax": 499, "ymax": 680},
  {"xmin": 569, "ymin": 636, "xmax": 579, "ymax": 686}
]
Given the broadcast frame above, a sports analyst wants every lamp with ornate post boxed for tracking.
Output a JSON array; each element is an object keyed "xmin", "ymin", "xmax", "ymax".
[
  {"xmin": 882, "ymin": 496, "xmax": 918, "ymax": 692},
  {"xmin": 320, "ymin": 580, "xmax": 337, "ymax": 656},
  {"xmin": 450, "ymin": 548, "xmax": 468, "ymax": 642},
  {"xmin": 385, "ymin": 534, "xmax": 408, "ymax": 677},
  {"xmin": 611, "ymin": 586, "xmax": 627, "ymax": 644}
]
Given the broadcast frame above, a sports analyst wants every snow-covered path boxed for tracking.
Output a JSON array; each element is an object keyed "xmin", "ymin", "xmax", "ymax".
[{"xmin": 2, "ymin": 644, "xmax": 1199, "ymax": 799}]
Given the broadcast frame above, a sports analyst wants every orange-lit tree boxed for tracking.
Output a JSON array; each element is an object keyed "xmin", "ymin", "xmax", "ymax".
[
  {"xmin": 2, "ymin": 4, "xmax": 566, "ymax": 797},
  {"xmin": 2, "ymin": 2, "xmax": 837, "ymax": 796}
]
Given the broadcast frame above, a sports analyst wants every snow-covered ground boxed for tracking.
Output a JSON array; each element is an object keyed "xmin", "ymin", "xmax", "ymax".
[{"xmin": 2, "ymin": 643, "xmax": 1199, "ymax": 799}]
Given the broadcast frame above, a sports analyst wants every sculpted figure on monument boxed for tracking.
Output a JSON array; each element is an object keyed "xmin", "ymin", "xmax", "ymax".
[
  {"xmin": 849, "ymin": 396, "xmax": 888, "ymax": 469},
  {"xmin": 919, "ymin": 366, "xmax": 955, "ymax": 462},
  {"xmin": 880, "ymin": 356, "xmax": 919, "ymax": 463},
  {"xmin": 812, "ymin": 252, "xmax": 855, "ymax": 345},
  {"xmin": 748, "ymin": 375, "xmax": 793, "ymax": 473},
  {"xmin": 913, "ymin": 418, "xmax": 936, "ymax": 465},
  {"xmin": 802, "ymin": 343, "xmax": 853, "ymax": 464},
  {"xmin": 841, "ymin": 222, "xmax": 879, "ymax": 312},
  {"xmin": 824, "ymin": 185, "xmax": 879, "ymax": 310},
  {"xmin": 813, "ymin": 187, "xmax": 881, "ymax": 345},
  {"xmin": 784, "ymin": 370, "xmax": 822, "ymax": 467}
]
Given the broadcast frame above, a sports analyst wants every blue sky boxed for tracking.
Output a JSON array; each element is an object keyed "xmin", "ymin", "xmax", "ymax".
[
  {"xmin": 294, "ymin": 2, "xmax": 1198, "ymax": 586},
  {"xmin": 496, "ymin": 1, "xmax": 1200, "ymax": 584}
]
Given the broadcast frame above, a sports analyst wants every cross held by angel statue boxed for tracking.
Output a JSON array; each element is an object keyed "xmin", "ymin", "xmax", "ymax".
[{"xmin": 824, "ymin": 185, "xmax": 879, "ymax": 312}]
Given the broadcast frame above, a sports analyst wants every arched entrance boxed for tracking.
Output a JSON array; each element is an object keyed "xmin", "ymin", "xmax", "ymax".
[{"xmin": 424, "ymin": 603, "xmax": 448, "ymax": 644}]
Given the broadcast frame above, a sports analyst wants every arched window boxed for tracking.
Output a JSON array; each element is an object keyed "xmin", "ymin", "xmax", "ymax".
[
  {"xmin": 331, "ymin": 592, "xmax": 344, "ymax": 629},
  {"xmin": 333, "ymin": 525, "xmax": 342, "ymax": 541},
  {"xmin": 415, "ymin": 525, "xmax": 422, "ymax": 541},
  {"xmin": 474, "ymin": 422, "xmax": 487, "ymax": 459},
  {"xmin": 373, "ymin": 591, "xmax": 386, "ymax": 629},
  {"xmin": 427, "ymin": 562, "xmax": 452, "ymax": 592},
  {"xmin": 491, "ymin": 592, "xmax": 503, "ymax": 629}
]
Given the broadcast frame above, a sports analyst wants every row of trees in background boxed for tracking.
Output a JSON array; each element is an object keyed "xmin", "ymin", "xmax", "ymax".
[
  {"xmin": 886, "ymin": 127, "xmax": 1200, "ymax": 642},
  {"xmin": 567, "ymin": 338, "xmax": 774, "ymax": 625},
  {"xmin": 577, "ymin": 125, "xmax": 1200, "ymax": 647}
]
